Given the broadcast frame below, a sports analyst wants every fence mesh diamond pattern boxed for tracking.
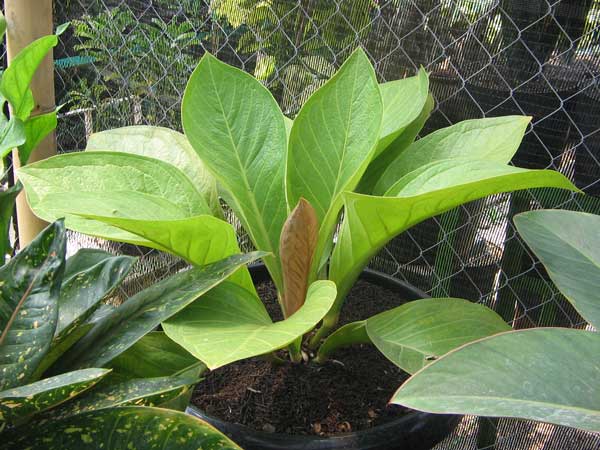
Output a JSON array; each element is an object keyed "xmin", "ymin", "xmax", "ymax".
[{"xmin": 16, "ymin": 1, "xmax": 600, "ymax": 448}]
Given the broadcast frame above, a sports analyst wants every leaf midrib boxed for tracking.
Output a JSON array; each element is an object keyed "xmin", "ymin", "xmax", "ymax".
[
  {"xmin": 207, "ymin": 61, "xmax": 275, "ymax": 254},
  {"xmin": 0, "ymin": 249, "xmax": 55, "ymax": 347}
]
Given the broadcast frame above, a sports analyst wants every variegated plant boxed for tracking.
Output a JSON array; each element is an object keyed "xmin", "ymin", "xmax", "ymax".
[
  {"xmin": 17, "ymin": 48, "xmax": 590, "ymax": 432},
  {"xmin": 0, "ymin": 219, "xmax": 256, "ymax": 449}
]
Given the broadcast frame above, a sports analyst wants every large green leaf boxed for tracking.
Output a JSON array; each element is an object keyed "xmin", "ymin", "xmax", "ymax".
[
  {"xmin": 2, "ymin": 406, "xmax": 242, "ymax": 449},
  {"xmin": 374, "ymin": 116, "xmax": 531, "ymax": 195},
  {"xmin": 365, "ymin": 298, "xmax": 510, "ymax": 374},
  {"xmin": 59, "ymin": 252, "xmax": 265, "ymax": 370},
  {"xmin": 47, "ymin": 371, "xmax": 198, "ymax": 420},
  {"xmin": 328, "ymin": 165, "xmax": 577, "ymax": 321},
  {"xmin": 392, "ymin": 328, "xmax": 600, "ymax": 432},
  {"xmin": 18, "ymin": 151, "xmax": 210, "ymax": 244},
  {"xmin": 83, "ymin": 214, "xmax": 256, "ymax": 296},
  {"xmin": 286, "ymin": 48, "xmax": 382, "ymax": 270},
  {"xmin": 375, "ymin": 68, "xmax": 429, "ymax": 156},
  {"xmin": 57, "ymin": 249, "xmax": 136, "ymax": 338},
  {"xmin": 514, "ymin": 210, "xmax": 600, "ymax": 329},
  {"xmin": 108, "ymin": 332, "xmax": 200, "ymax": 380},
  {"xmin": 0, "ymin": 368, "xmax": 109, "ymax": 423},
  {"xmin": 182, "ymin": 52, "xmax": 287, "ymax": 291},
  {"xmin": 164, "ymin": 280, "xmax": 336, "ymax": 369},
  {"xmin": 357, "ymin": 94, "xmax": 434, "ymax": 194},
  {"xmin": 18, "ymin": 109, "xmax": 57, "ymax": 165},
  {"xmin": 0, "ymin": 220, "xmax": 66, "ymax": 390},
  {"xmin": 0, "ymin": 117, "xmax": 26, "ymax": 159},
  {"xmin": 86, "ymin": 126, "xmax": 221, "ymax": 217},
  {"xmin": 0, "ymin": 183, "xmax": 21, "ymax": 265},
  {"xmin": 0, "ymin": 35, "xmax": 58, "ymax": 120}
]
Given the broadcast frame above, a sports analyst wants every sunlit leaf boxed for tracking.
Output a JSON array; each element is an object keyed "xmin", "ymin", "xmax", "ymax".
[
  {"xmin": 164, "ymin": 280, "xmax": 336, "ymax": 369},
  {"xmin": 182, "ymin": 52, "xmax": 288, "ymax": 291}
]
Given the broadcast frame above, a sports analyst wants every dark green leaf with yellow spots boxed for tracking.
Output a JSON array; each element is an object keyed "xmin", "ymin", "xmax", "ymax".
[
  {"xmin": 0, "ymin": 220, "xmax": 66, "ymax": 390},
  {"xmin": 59, "ymin": 251, "xmax": 266, "ymax": 370},
  {"xmin": 47, "ymin": 371, "xmax": 199, "ymax": 420},
  {"xmin": 0, "ymin": 368, "xmax": 109, "ymax": 423},
  {"xmin": 56, "ymin": 249, "xmax": 136, "ymax": 340},
  {"xmin": 1, "ymin": 406, "xmax": 242, "ymax": 449}
]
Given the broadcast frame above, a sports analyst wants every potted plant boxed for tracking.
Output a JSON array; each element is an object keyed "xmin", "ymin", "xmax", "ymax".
[{"xmin": 17, "ymin": 48, "xmax": 579, "ymax": 449}]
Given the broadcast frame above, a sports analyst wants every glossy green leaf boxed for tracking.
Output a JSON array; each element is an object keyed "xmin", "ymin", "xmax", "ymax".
[
  {"xmin": 18, "ymin": 109, "xmax": 57, "ymax": 164},
  {"xmin": 182, "ymin": 52, "xmax": 287, "ymax": 291},
  {"xmin": 57, "ymin": 249, "xmax": 136, "ymax": 338},
  {"xmin": 59, "ymin": 251, "xmax": 265, "ymax": 370},
  {"xmin": 0, "ymin": 368, "xmax": 109, "ymax": 423},
  {"xmin": 286, "ymin": 48, "xmax": 383, "ymax": 270},
  {"xmin": 375, "ymin": 68, "xmax": 429, "ymax": 156},
  {"xmin": 47, "ymin": 371, "xmax": 198, "ymax": 420},
  {"xmin": 374, "ymin": 116, "xmax": 531, "ymax": 195},
  {"xmin": 33, "ymin": 324, "xmax": 94, "ymax": 380},
  {"xmin": 1, "ymin": 35, "xmax": 58, "ymax": 120},
  {"xmin": 358, "ymin": 94, "xmax": 434, "ymax": 194},
  {"xmin": 164, "ymin": 280, "xmax": 337, "ymax": 369},
  {"xmin": 366, "ymin": 298, "xmax": 510, "ymax": 374},
  {"xmin": 514, "ymin": 210, "xmax": 600, "ymax": 329},
  {"xmin": 2, "ymin": 406, "xmax": 242, "ymax": 449},
  {"xmin": 0, "ymin": 183, "xmax": 21, "ymax": 265},
  {"xmin": 0, "ymin": 220, "xmax": 66, "ymax": 390},
  {"xmin": 329, "ymin": 166, "xmax": 577, "ymax": 320},
  {"xmin": 0, "ymin": 117, "xmax": 26, "ymax": 159},
  {"xmin": 108, "ymin": 332, "xmax": 200, "ymax": 380},
  {"xmin": 86, "ymin": 126, "xmax": 221, "ymax": 217},
  {"xmin": 18, "ymin": 151, "xmax": 210, "ymax": 244},
  {"xmin": 392, "ymin": 328, "xmax": 600, "ymax": 432},
  {"xmin": 83, "ymin": 214, "xmax": 255, "ymax": 296}
]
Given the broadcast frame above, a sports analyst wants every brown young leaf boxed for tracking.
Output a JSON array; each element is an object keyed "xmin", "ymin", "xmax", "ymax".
[{"xmin": 280, "ymin": 198, "xmax": 319, "ymax": 318}]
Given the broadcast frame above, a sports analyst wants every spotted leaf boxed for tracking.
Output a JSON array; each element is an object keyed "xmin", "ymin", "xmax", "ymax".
[
  {"xmin": 1, "ymin": 406, "xmax": 242, "ymax": 449},
  {"xmin": 0, "ymin": 220, "xmax": 66, "ymax": 390},
  {"xmin": 0, "ymin": 368, "xmax": 109, "ymax": 423}
]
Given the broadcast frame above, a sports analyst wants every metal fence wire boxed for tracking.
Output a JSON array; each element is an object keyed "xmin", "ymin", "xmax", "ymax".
[{"xmin": 32, "ymin": 0, "xmax": 600, "ymax": 448}]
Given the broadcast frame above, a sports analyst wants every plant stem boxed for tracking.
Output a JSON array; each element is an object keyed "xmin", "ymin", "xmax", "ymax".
[
  {"xmin": 262, "ymin": 352, "xmax": 286, "ymax": 366},
  {"xmin": 308, "ymin": 313, "xmax": 339, "ymax": 350},
  {"xmin": 288, "ymin": 337, "xmax": 303, "ymax": 363}
]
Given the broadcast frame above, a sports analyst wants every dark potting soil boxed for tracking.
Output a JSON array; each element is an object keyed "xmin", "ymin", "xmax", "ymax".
[{"xmin": 191, "ymin": 279, "xmax": 413, "ymax": 436}]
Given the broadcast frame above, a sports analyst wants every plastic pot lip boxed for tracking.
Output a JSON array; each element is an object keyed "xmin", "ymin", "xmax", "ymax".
[
  {"xmin": 187, "ymin": 264, "xmax": 460, "ymax": 449},
  {"xmin": 186, "ymin": 404, "xmax": 460, "ymax": 448}
]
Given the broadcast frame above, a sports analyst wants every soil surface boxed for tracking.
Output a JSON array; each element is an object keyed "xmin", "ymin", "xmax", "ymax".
[{"xmin": 192, "ymin": 278, "xmax": 413, "ymax": 436}]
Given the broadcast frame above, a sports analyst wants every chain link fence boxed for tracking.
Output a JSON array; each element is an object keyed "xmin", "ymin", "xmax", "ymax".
[{"xmin": 24, "ymin": 0, "xmax": 600, "ymax": 448}]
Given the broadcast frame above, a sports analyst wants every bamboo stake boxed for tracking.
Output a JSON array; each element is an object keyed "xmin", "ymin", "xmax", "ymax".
[{"xmin": 5, "ymin": 0, "xmax": 56, "ymax": 246}]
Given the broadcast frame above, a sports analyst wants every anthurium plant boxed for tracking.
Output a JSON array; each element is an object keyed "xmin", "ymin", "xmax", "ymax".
[
  {"xmin": 17, "ymin": 48, "xmax": 579, "ymax": 427},
  {"xmin": 391, "ymin": 209, "xmax": 600, "ymax": 432},
  {"xmin": 0, "ymin": 219, "xmax": 256, "ymax": 449}
]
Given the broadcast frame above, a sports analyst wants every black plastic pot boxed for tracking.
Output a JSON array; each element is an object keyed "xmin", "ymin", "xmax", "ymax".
[{"xmin": 187, "ymin": 264, "xmax": 460, "ymax": 450}]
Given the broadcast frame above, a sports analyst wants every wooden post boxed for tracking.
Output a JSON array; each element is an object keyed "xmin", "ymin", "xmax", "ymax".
[{"xmin": 5, "ymin": 0, "xmax": 57, "ymax": 246}]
